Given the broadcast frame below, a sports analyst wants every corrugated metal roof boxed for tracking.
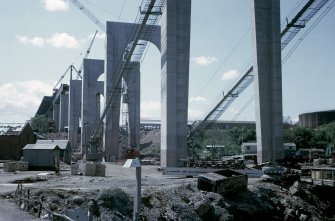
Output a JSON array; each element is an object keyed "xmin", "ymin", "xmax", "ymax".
[
  {"xmin": 23, "ymin": 144, "xmax": 60, "ymax": 150},
  {"xmin": 0, "ymin": 123, "xmax": 25, "ymax": 135},
  {"xmin": 36, "ymin": 140, "xmax": 69, "ymax": 149}
]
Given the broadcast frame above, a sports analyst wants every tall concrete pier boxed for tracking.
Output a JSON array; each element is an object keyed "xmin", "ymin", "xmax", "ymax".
[
  {"xmin": 251, "ymin": 0, "xmax": 283, "ymax": 163},
  {"xmin": 123, "ymin": 62, "xmax": 141, "ymax": 150},
  {"xmin": 59, "ymin": 93, "xmax": 69, "ymax": 132},
  {"xmin": 105, "ymin": 21, "xmax": 160, "ymax": 161},
  {"xmin": 160, "ymin": 0, "xmax": 191, "ymax": 167},
  {"xmin": 81, "ymin": 59, "xmax": 104, "ymax": 156},
  {"xmin": 68, "ymin": 79, "xmax": 82, "ymax": 149}
]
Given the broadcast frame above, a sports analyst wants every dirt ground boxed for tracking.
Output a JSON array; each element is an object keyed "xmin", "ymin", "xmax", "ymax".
[
  {"xmin": 1, "ymin": 163, "xmax": 335, "ymax": 221},
  {"xmin": 0, "ymin": 162, "xmax": 197, "ymax": 220}
]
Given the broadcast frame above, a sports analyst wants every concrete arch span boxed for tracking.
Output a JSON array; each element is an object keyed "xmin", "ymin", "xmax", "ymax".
[
  {"xmin": 104, "ymin": 21, "xmax": 161, "ymax": 161},
  {"xmin": 104, "ymin": 0, "xmax": 192, "ymax": 167}
]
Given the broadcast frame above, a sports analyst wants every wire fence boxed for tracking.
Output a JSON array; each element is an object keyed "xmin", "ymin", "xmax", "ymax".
[{"xmin": 13, "ymin": 183, "xmax": 92, "ymax": 221}]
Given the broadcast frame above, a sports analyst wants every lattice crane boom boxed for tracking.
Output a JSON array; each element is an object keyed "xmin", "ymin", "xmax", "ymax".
[
  {"xmin": 189, "ymin": 0, "xmax": 333, "ymax": 137},
  {"xmin": 76, "ymin": 30, "xmax": 99, "ymax": 79},
  {"xmin": 69, "ymin": 0, "xmax": 106, "ymax": 31}
]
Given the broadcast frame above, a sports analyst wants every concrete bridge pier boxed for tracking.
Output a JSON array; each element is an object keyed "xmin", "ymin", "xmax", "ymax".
[
  {"xmin": 123, "ymin": 62, "xmax": 141, "ymax": 151},
  {"xmin": 104, "ymin": 21, "xmax": 160, "ymax": 161},
  {"xmin": 59, "ymin": 93, "xmax": 69, "ymax": 132},
  {"xmin": 160, "ymin": 0, "xmax": 192, "ymax": 167},
  {"xmin": 251, "ymin": 0, "xmax": 283, "ymax": 164},
  {"xmin": 68, "ymin": 79, "xmax": 82, "ymax": 150},
  {"xmin": 81, "ymin": 59, "xmax": 104, "ymax": 156}
]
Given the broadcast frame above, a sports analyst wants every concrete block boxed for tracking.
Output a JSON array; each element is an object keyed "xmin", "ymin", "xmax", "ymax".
[
  {"xmin": 95, "ymin": 163, "xmax": 106, "ymax": 177},
  {"xmin": 3, "ymin": 161, "xmax": 28, "ymax": 172},
  {"xmin": 16, "ymin": 161, "xmax": 28, "ymax": 171},
  {"xmin": 3, "ymin": 162, "xmax": 16, "ymax": 172},
  {"xmin": 77, "ymin": 161, "xmax": 105, "ymax": 177},
  {"xmin": 198, "ymin": 170, "xmax": 247, "ymax": 195},
  {"xmin": 84, "ymin": 163, "xmax": 97, "ymax": 176}
]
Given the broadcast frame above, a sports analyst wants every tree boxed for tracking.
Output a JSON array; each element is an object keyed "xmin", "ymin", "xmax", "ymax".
[
  {"xmin": 241, "ymin": 129, "xmax": 256, "ymax": 143},
  {"xmin": 319, "ymin": 122, "xmax": 335, "ymax": 147},
  {"xmin": 29, "ymin": 115, "xmax": 49, "ymax": 133},
  {"xmin": 292, "ymin": 127, "xmax": 313, "ymax": 149},
  {"xmin": 310, "ymin": 128, "xmax": 329, "ymax": 149}
]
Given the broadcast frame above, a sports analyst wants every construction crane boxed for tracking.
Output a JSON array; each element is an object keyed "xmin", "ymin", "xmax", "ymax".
[
  {"xmin": 69, "ymin": 0, "xmax": 106, "ymax": 31},
  {"xmin": 52, "ymin": 65, "xmax": 79, "ymax": 91},
  {"xmin": 52, "ymin": 30, "xmax": 98, "ymax": 89},
  {"xmin": 189, "ymin": 0, "xmax": 334, "ymax": 139},
  {"xmin": 76, "ymin": 30, "xmax": 99, "ymax": 79}
]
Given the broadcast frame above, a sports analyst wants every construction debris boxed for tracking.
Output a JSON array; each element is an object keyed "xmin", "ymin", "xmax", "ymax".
[{"xmin": 198, "ymin": 170, "xmax": 247, "ymax": 195}]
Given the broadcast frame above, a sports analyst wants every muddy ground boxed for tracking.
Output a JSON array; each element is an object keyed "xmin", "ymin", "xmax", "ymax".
[{"xmin": 1, "ymin": 163, "xmax": 335, "ymax": 220}]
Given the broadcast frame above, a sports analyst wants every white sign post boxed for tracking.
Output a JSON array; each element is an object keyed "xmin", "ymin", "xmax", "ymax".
[{"xmin": 123, "ymin": 158, "xmax": 141, "ymax": 221}]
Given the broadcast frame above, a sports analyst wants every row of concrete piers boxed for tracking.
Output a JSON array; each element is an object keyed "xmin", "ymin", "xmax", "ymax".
[{"xmin": 36, "ymin": 0, "xmax": 284, "ymax": 167}]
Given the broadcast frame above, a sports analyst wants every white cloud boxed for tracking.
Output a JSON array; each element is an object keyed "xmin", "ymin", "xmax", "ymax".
[
  {"xmin": 141, "ymin": 101, "xmax": 161, "ymax": 118},
  {"xmin": 17, "ymin": 33, "xmax": 80, "ymax": 49},
  {"xmin": 47, "ymin": 33, "xmax": 80, "ymax": 48},
  {"xmin": 189, "ymin": 96, "xmax": 207, "ymax": 103},
  {"xmin": 188, "ymin": 108, "xmax": 203, "ymax": 120},
  {"xmin": 16, "ymin": 36, "xmax": 45, "ymax": 47},
  {"xmin": 30, "ymin": 37, "xmax": 45, "ymax": 47},
  {"xmin": 0, "ymin": 80, "xmax": 53, "ymax": 122},
  {"xmin": 42, "ymin": 0, "xmax": 70, "ymax": 12},
  {"xmin": 17, "ymin": 36, "xmax": 29, "ymax": 44},
  {"xmin": 192, "ymin": 56, "xmax": 218, "ymax": 66},
  {"xmin": 222, "ymin": 70, "xmax": 239, "ymax": 80}
]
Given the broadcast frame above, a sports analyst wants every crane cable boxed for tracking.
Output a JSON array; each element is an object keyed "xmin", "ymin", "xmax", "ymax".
[{"xmin": 230, "ymin": 0, "xmax": 335, "ymax": 122}]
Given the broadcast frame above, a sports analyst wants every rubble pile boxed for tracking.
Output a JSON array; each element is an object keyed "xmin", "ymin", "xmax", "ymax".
[{"xmin": 11, "ymin": 180, "xmax": 335, "ymax": 221}]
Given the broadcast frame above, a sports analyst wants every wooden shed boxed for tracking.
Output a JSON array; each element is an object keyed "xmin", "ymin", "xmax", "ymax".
[
  {"xmin": 0, "ymin": 123, "xmax": 36, "ymax": 160},
  {"xmin": 36, "ymin": 140, "xmax": 71, "ymax": 164},
  {"xmin": 23, "ymin": 144, "xmax": 60, "ymax": 170}
]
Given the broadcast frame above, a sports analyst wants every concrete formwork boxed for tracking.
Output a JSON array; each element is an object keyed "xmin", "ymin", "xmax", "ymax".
[
  {"xmin": 105, "ymin": 21, "xmax": 160, "ymax": 161},
  {"xmin": 123, "ymin": 62, "xmax": 141, "ymax": 150},
  {"xmin": 68, "ymin": 79, "xmax": 82, "ymax": 149},
  {"xmin": 160, "ymin": 0, "xmax": 191, "ymax": 167},
  {"xmin": 251, "ymin": 0, "xmax": 283, "ymax": 163},
  {"xmin": 81, "ymin": 59, "xmax": 104, "ymax": 156}
]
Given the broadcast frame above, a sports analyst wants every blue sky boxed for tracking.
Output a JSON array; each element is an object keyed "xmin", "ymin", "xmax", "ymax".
[{"xmin": 0, "ymin": 0, "xmax": 334, "ymax": 123}]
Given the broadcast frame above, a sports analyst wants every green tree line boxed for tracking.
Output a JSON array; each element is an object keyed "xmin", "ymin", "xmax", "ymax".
[{"xmin": 190, "ymin": 122, "xmax": 335, "ymax": 157}]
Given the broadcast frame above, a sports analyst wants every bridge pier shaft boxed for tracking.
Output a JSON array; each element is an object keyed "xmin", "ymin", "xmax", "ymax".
[{"xmin": 251, "ymin": 0, "xmax": 283, "ymax": 164}]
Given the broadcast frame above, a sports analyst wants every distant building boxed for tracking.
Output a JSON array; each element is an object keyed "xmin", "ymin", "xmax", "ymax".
[
  {"xmin": 299, "ymin": 109, "xmax": 335, "ymax": 128},
  {"xmin": 0, "ymin": 123, "xmax": 36, "ymax": 161},
  {"xmin": 241, "ymin": 142, "xmax": 296, "ymax": 157},
  {"xmin": 241, "ymin": 143, "xmax": 257, "ymax": 154},
  {"xmin": 36, "ymin": 140, "xmax": 71, "ymax": 164}
]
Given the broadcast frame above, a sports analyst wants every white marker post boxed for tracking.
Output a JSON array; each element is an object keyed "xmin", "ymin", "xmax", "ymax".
[{"xmin": 123, "ymin": 158, "xmax": 141, "ymax": 221}]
